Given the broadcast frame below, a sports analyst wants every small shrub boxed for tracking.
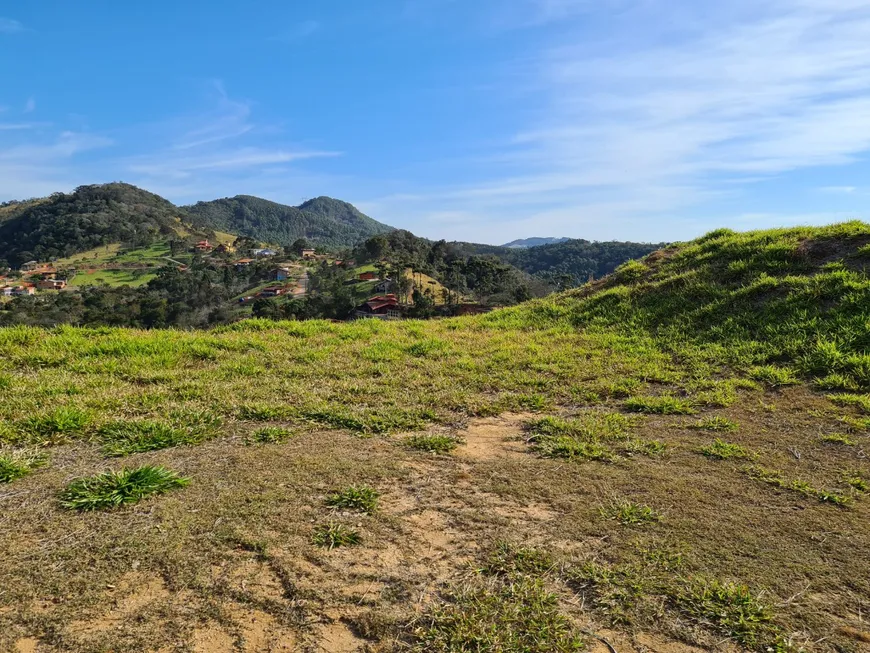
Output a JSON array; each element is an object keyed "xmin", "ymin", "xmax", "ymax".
[
  {"xmin": 749, "ymin": 365, "xmax": 800, "ymax": 387},
  {"xmin": 312, "ymin": 522, "xmax": 361, "ymax": 549},
  {"xmin": 624, "ymin": 395, "xmax": 696, "ymax": 415},
  {"xmin": 248, "ymin": 426, "xmax": 294, "ymax": 444},
  {"xmin": 406, "ymin": 434, "xmax": 461, "ymax": 454},
  {"xmin": 59, "ymin": 465, "xmax": 189, "ymax": 511},
  {"xmin": 822, "ymin": 433, "xmax": 855, "ymax": 446},
  {"xmin": 599, "ymin": 498, "xmax": 660, "ymax": 525},
  {"xmin": 0, "ymin": 449, "xmax": 49, "ymax": 483},
  {"xmin": 699, "ymin": 439, "xmax": 754, "ymax": 460},
  {"xmin": 325, "ymin": 485, "xmax": 379, "ymax": 514},
  {"xmin": 690, "ymin": 416, "xmax": 738, "ymax": 432}
]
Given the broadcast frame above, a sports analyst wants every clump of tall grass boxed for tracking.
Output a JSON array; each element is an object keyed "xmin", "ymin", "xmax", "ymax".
[
  {"xmin": 16, "ymin": 407, "xmax": 92, "ymax": 444},
  {"xmin": 325, "ymin": 486, "xmax": 379, "ymax": 514},
  {"xmin": 624, "ymin": 395, "xmax": 696, "ymax": 415},
  {"xmin": 411, "ymin": 577, "xmax": 584, "ymax": 653},
  {"xmin": 406, "ymin": 434, "xmax": 462, "ymax": 454},
  {"xmin": 743, "ymin": 465, "xmax": 850, "ymax": 506},
  {"xmin": 100, "ymin": 410, "xmax": 222, "ymax": 456},
  {"xmin": 699, "ymin": 439, "xmax": 755, "ymax": 460},
  {"xmin": 599, "ymin": 498, "xmax": 660, "ymax": 525},
  {"xmin": 247, "ymin": 426, "xmax": 294, "ymax": 444},
  {"xmin": 311, "ymin": 522, "xmax": 361, "ymax": 549},
  {"xmin": 0, "ymin": 449, "xmax": 49, "ymax": 483},
  {"xmin": 59, "ymin": 465, "xmax": 189, "ymax": 511}
]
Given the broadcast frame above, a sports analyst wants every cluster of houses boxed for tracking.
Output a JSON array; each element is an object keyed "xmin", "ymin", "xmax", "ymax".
[{"xmin": 1, "ymin": 264, "xmax": 68, "ymax": 298}]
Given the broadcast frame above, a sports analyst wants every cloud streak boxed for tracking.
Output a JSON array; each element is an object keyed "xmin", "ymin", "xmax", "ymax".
[
  {"xmin": 369, "ymin": 0, "xmax": 870, "ymax": 242},
  {"xmin": 0, "ymin": 17, "xmax": 24, "ymax": 33}
]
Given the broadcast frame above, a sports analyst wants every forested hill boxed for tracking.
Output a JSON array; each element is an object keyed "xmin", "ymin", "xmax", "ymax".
[
  {"xmin": 184, "ymin": 195, "xmax": 394, "ymax": 249},
  {"xmin": 449, "ymin": 238, "xmax": 664, "ymax": 286},
  {"xmin": 0, "ymin": 184, "xmax": 196, "ymax": 269},
  {"xmin": 356, "ymin": 230, "xmax": 664, "ymax": 293},
  {"xmin": 491, "ymin": 238, "xmax": 666, "ymax": 285}
]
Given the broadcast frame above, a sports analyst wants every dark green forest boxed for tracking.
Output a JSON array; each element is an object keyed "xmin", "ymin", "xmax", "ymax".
[
  {"xmin": 354, "ymin": 230, "xmax": 663, "ymax": 294},
  {"xmin": 184, "ymin": 195, "xmax": 393, "ymax": 249}
]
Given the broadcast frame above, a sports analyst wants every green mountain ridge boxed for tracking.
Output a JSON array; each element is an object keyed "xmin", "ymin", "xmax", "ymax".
[{"xmin": 184, "ymin": 194, "xmax": 394, "ymax": 249}]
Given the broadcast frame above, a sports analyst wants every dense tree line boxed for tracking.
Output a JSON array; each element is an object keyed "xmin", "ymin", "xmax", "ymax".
[
  {"xmin": 352, "ymin": 229, "xmax": 659, "ymax": 303},
  {"xmin": 0, "ymin": 261, "xmax": 276, "ymax": 328},
  {"xmin": 185, "ymin": 195, "xmax": 393, "ymax": 250},
  {"xmin": 448, "ymin": 239, "xmax": 665, "ymax": 288}
]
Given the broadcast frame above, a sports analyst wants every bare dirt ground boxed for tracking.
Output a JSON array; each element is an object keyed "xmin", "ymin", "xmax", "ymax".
[{"xmin": 2, "ymin": 388, "xmax": 870, "ymax": 652}]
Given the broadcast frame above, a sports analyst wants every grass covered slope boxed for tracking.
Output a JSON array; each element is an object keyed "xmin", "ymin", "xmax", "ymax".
[
  {"xmin": 510, "ymin": 220, "xmax": 870, "ymax": 390},
  {"xmin": 1, "ymin": 223, "xmax": 870, "ymax": 652}
]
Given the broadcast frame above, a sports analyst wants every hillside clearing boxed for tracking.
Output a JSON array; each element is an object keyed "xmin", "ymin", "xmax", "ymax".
[{"xmin": 1, "ymin": 223, "xmax": 870, "ymax": 652}]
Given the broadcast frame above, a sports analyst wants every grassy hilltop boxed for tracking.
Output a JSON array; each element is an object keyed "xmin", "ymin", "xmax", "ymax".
[{"xmin": 2, "ymin": 223, "xmax": 870, "ymax": 652}]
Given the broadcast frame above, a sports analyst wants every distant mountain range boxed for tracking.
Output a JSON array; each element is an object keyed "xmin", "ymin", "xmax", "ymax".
[{"xmin": 501, "ymin": 237, "xmax": 571, "ymax": 248}]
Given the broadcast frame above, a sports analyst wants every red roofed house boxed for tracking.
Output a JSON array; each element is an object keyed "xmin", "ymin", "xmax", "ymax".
[
  {"xmin": 358, "ymin": 271, "xmax": 377, "ymax": 281},
  {"xmin": 37, "ymin": 279, "xmax": 67, "ymax": 290},
  {"xmin": 355, "ymin": 294, "xmax": 402, "ymax": 319},
  {"xmin": 194, "ymin": 239, "xmax": 212, "ymax": 252}
]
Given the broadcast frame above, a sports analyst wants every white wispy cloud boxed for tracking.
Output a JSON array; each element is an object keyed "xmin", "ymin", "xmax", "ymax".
[
  {"xmin": 819, "ymin": 186, "xmax": 858, "ymax": 194},
  {"xmin": 23, "ymin": 97, "xmax": 35, "ymax": 113},
  {"xmin": 369, "ymin": 0, "xmax": 870, "ymax": 242},
  {"xmin": 271, "ymin": 20, "xmax": 320, "ymax": 43},
  {"xmin": 0, "ymin": 17, "xmax": 24, "ymax": 33}
]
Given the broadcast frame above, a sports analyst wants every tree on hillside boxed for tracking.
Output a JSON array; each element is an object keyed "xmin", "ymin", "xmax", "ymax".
[{"xmin": 290, "ymin": 237, "xmax": 311, "ymax": 255}]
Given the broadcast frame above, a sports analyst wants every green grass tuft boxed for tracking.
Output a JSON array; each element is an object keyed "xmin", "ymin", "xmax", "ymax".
[
  {"xmin": 59, "ymin": 465, "xmax": 190, "ymax": 511},
  {"xmin": 406, "ymin": 434, "xmax": 462, "ymax": 454},
  {"xmin": 743, "ymin": 465, "xmax": 851, "ymax": 506},
  {"xmin": 822, "ymin": 433, "xmax": 856, "ymax": 446},
  {"xmin": 325, "ymin": 485, "xmax": 379, "ymax": 514},
  {"xmin": 412, "ymin": 577, "xmax": 584, "ymax": 653},
  {"xmin": 248, "ymin": 426, "xmax": 295, "ymax": 444},
  {"xmin": 827, "ymin": 393, "xmax": 870, "ymax": 414},
  {"xmin": 675, "ymin": 578, "xmax": 784, "ymax": 650},
  {"xmin": 312, "ymin": 522, "xmax": 361, "ymax": 549},
  {"xmin": 483, "ymin": 542, "xmax": 556, "ymax": 577},
  {"xmin": 624, "ymin": 395, "xmax": 696, "ymax": 415},
  {"xmin": 749, "ymin": 365, "xmax": 800, "ymax": 387},
  {"xmin": 699, "ymin": 438, "xmax": 755, "ymax": 460},
  {"xmin": 17, "ymin": 407, "xmax": 92, "ymax": 444},
  {"xmin": 0, "ymin": 449, "xmax": 49, "ymax": 483},
  {"xmin": 599, "ymin": 498, "xmax": 660, "ymax": 525}
]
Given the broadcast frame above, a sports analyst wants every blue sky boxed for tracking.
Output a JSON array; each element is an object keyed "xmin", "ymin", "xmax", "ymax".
[{"xmin": 1, "ymin": 0, "xmax": 869, "ymax": 244}]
